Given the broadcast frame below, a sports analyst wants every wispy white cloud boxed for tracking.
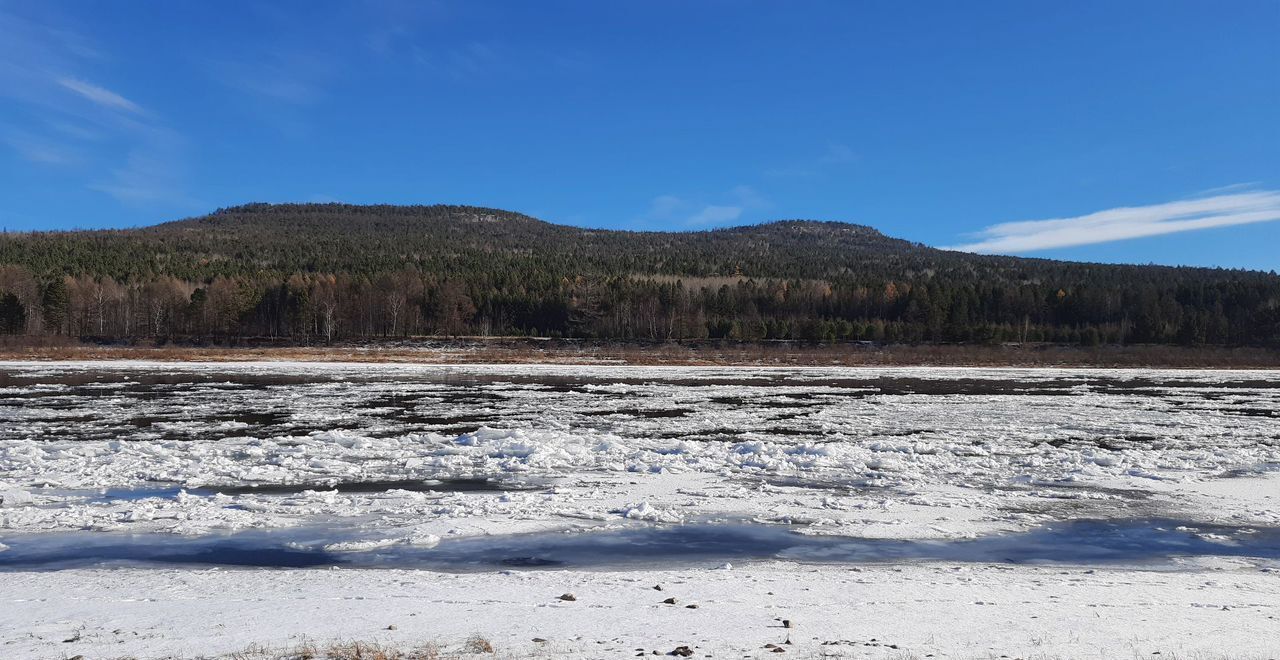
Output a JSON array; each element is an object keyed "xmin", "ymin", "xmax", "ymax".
[
  {"xmin": 3, "ymin": 132, "xmax": 81, "ymax": 165},
  {"xmin": 646, "ymin": 194, "xmax": 685, "ymax": 219},
  {"xmin": 643, "ymin": 185, "xmax": 769, "ymax": 228},
  {"xmin": 206, "ymin": 48, "xmax": 333, "ymax": 106},
  {"xmin": 87, "ymin": 127, "xmax": 198, "ymax": 207},
  {"xmin": 944, "ymin": 189, "xmax": 1280, "ymax": 254},
  {"xmin": 411, "ymin": 41, "xmax": 504, "ymax": 80},
  {"xmin": 765, "ymin": 142, "xmax": 858, "ymax": 179},
  {"xmin": 688, "ymin": 204, "xmax": 744, "ymax": 225},
  {"xmin": 819, "ymin": 142, "xmax": 857, "ymax": 165},
  {"xmin": 57, "ymin": 77, "xmax": 143, "ymax": 113},
  {"xmin": 1194, "ymin": 182, "xmax": 1261, "ymax": 197},
  {"xmin": 0, "ymin": 7, "xmax": 198, "ymax": 210}
]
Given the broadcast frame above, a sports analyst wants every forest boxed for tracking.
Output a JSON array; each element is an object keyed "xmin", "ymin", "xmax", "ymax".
[{"xmin": 0, "ymin": 203, "xmax": 1277, "ymax": 347}]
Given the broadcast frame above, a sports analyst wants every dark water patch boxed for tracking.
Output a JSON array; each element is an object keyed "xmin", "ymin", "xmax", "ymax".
[
  {"xmin": 27, "ymin": 413, "xmax": 98, "ymax": 424},
  {"xmin": 876, "ymin": 428, "xmax": 936, "ymax": 438},
  {"xmin": 763, "ymin": 400, "xmax": 827, "ymax": 409},
  {"xmin": 6, "ymin": 368, "xmax": 1275, "ymax": 397},
  {"xmin": 437, "ymin": 390, "xmax": 508, "ymax": 405},
  {"xmin": 4, "ymin": 519, "xmax": 1278, "ymax": 571},
  {"xmin": 407, "ymin": 413, "xmax": 497, "ymax": 426},
  {"xmin": 204, "ymin": 477, "xmax": 552, "ymax": 496},
  {"xmin": 0, "ymin": 531, "xmax": 337, "ymax": 570},
  {"xmin": 761, "ymin": 427, "xmax": 816, "ymax": 437},
  {"xmin": 213, "ymin": 411, "xmax": 292, "ymax": 426},
  {"xmin": 128, "ymin": 415, "xmax": 171, "ymax": 428},
  {"xmin": 0, "ymin": 390, "xmax": 73, "ymax": 401},
  {"xmin": 864, "ymin": 378, "xmax": 1082, "ymax": 397},
  {"xmin": 0, "ymin": 371, "xmax": 330, "ymax": 390},
  {"xmin": 323, "ymin": 519, "xmax": 1280, "ymax": 569},
  {"xmin": 355, "ymin": 394, "xmax": 425, "ymax": 409},
  {"xmin": 1221, "ymin": 408, "xmax": 1280, "ymax": 419},
  {"xmin": 1042, "ymin": 436, "xmax": 1160, "ymax": 450},
  {"xmin": 69, "ymin": 478, "xmax": 554, "ymax": 502},
  {"xmin": 583, "ymin": 408, "xmax": 692, "ymax": 419},
  {"xmin": 660, "ymin": 429, "xmax": 747, "ymax": 442},
  {"xmin": 1094, "ymin": 377, "xmax": 1280, "ymax": 392}
]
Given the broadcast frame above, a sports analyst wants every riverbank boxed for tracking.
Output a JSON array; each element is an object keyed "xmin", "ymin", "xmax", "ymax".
[
  {"xmin": 2, "ymin": 337, "xmax": 1279, "ymax": 368},
  {"xmin": 5, "ymin": 560, "xmax": 1277, "ymax": 659}
]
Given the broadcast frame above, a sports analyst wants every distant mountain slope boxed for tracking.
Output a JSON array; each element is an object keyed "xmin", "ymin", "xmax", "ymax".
[
  {"xmin": 7, "ymin": 203, "xmax": 924, "ymax": 281},
  {"xmin": 0, "ymin": 203, "xmax": 1277, "ymax": 345}
]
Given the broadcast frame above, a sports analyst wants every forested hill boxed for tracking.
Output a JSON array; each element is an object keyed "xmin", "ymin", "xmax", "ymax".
[
  {"xmin": 5, "ymin": 203, "xmax": 925, "ymax": 281},
  {"xmin": 0, "ymin": 202, "xmax": 1277, "ymax": 346}
]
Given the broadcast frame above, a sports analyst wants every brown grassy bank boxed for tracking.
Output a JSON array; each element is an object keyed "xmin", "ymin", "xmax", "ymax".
[{"xmin": 1, "ymin": 336, "xmax": 1278, "ymax": 368}]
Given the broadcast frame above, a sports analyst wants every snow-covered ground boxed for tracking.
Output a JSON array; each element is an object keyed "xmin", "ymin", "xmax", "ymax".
[
  {"xmin": 7, "ymin": 558, "xmax": 1280, "ymax": 659},
  {"xmin": 1, "ymin": 362, "xmax": 1278, "ymax": 658}
]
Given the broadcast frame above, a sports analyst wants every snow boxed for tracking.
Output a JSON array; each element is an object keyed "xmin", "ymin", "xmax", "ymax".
[
  {"xmin": 0, "ymin": 489, "xmax": 34, "ymax": 507},
  {"xmin": 2, "ymin": 361, "xmax": 1279, "ymax": 657},
  {"xmin": 4, "ymin": 560, "xmax": 1280, "ymax": 659}
]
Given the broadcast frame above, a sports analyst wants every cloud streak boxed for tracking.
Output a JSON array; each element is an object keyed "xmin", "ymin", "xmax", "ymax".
[
  {"xmin": 643, "ymin": 185, "xmax": 769, "ymax": 228},
  {"xmin": 0, "ymin": 7, "xmax": 199, "ymax": 211},
  {"xmin": 944, "ymin": 190, "xmax": 1280, "ymax": 254},
  {"xmin": 58, "ymin": 77, "xmax": 143, "ymax": 113},
  {"xmin": 688, "ymin": 204, "xmax": 743, "ymax": 225}
]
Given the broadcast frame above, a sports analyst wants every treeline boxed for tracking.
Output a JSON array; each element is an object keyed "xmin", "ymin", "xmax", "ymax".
[{"xmin": 0, "ymin": 203, "xmax": 1278, "ymax": 346}]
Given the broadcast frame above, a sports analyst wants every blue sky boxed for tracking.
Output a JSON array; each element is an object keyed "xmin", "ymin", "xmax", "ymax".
[{"xmin": 1, "ymin": 1, "xmax": 1277, "ymax": 270}]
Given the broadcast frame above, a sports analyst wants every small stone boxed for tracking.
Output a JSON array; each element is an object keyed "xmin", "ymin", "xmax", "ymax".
[
  {"xmin": 386, "ymin": 625, "xmax": 397, "ymax": 630},
  {"xmin": 533, "ymin": 638, "xmax": 547, "ymax": 643},
  {"xmin": 662, "ymin": 597, "xmax": 677, "ymax": 605},
  {"xmin": 671, "ymin": 646, "xmax": 694, "ymax": 657},
  {"xmin": 654, "ymin": 585, "xmax": 663, "ymax": 591},
  {"xmin": 685, "ymin": 604, "xmax": 699, "ymax": 609},
  {"xmin": 559, "ymin": 593, "xmax": 577, "ymax": 601},
  {"xmin": 782, "ymin": 619, "xmax": 793, "ymax": 629}
]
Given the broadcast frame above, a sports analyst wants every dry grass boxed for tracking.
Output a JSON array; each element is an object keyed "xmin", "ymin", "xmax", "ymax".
[
  {"xmin": 4, "ymin": 337, "xmax": 1279, "ymax": 369},
  {"xmin": 65, "ymin": 638, "xmax": 1277, "ymax": 660}
]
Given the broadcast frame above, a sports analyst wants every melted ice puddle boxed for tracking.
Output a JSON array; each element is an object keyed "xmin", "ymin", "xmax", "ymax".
[{"xmin": 2, "ymin": 519, "xmax": 1279, "ymax": 571}]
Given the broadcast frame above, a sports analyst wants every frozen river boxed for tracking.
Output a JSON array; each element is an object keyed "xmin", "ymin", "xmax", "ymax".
[
  {"xmin": 2, "ymin": 361, "xmax": 1279, "ymax": 658},
  {"xmin": 3, "ymin": 361, "xmax": 1278, "ymax": 551}
]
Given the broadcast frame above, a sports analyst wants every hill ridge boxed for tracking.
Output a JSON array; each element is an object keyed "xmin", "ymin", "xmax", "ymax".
[
  {"xmin": 0, "ymin": 202, "xmax": 1276, "ymax": 346},
  {"xmin": 178, "ymin": 202, "xmax": 890, "ymax": 240}
]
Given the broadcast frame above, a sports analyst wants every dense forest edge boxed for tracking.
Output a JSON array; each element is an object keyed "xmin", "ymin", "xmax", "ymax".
[{"xmin": 0, "ymin": 203, "xmax": 1278, "ymax": 350}]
